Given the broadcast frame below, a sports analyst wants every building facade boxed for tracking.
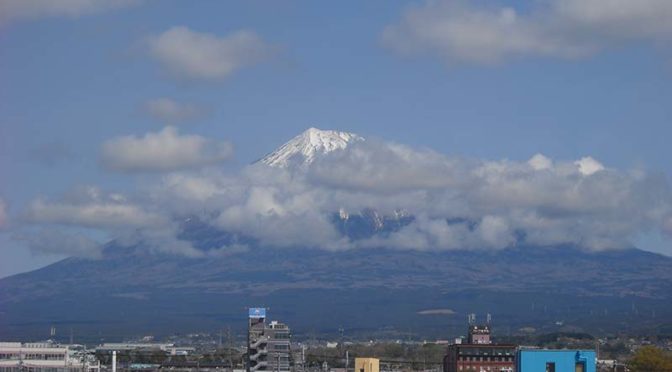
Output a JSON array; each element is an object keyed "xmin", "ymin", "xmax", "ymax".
[
  {"xmin": 0, "ymin": 342, "xmax": 100, "ymax": 372},
  {"xmin": 443, "ymin": 321, "xmax": 515, "ymax": 372},
  {"xmin": 247, "ymin": 308, "xmax": 291, "ymax": 372},
  {"xmin": 443, "ymin": 344, "xmax": 516, "ymax": 372},
  {"xmin": 355, "ymin": 358, "xmax": 380, "ymax": 372},
  {"xmin": 516, "ymin": 349, "xmax": 596, "ymax": 372}
]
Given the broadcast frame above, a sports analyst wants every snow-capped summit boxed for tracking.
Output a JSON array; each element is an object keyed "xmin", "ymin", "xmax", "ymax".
[{"xmin": 259, "ymin": 127, "xmax": 364, "ymax": 168}]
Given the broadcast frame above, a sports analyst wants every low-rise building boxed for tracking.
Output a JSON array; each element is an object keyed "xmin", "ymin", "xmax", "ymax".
[
  {"xmin": 0, "ymin": 342, "xmax": 100, "ymax": 372},
  {"xmin": 517, "ymin": 349, "xmax": 596, "ymax": 372},
  {"xmin": 443, "ymin": 319, "xmax": 515, "ymax": 372},
  {"xmin": 443, "ymin": 344, "xmax": 516, "ymax": 372}
]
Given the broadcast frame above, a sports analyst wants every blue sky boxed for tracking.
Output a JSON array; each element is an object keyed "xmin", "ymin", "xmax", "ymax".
[{"xmin": 2, "ymin": 0, "xmax": 672, "ymax": 278}]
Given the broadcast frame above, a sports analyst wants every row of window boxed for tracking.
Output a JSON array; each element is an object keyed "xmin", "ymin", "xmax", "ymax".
[
  {"xmin": 457, "ymin": 367, "xmax": 512, "ymax": 372},
  {"xmin": 0, "ymin": 368, "xmax": 83, "ymax": 372},
  {"xmin": 458, "ymin": 356, "xmax": 513, "ymax": 362},
  {"xmin": 0, "ymin": 354, "xmax": 65, "ymax": 360}
]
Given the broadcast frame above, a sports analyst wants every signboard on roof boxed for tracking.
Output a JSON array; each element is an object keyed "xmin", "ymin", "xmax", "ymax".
[{"xmin": 249, "ymin": 308, "xmax": 266, "ymax": 318}]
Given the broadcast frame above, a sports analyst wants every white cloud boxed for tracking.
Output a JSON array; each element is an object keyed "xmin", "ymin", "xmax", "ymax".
[
  {"xmin": 147, "ymin": 26, "xmax": 275, "ymax": 81},
  {"xmin": 575, "ymin": 156, "xmax": 605, "ymax": 176},
  {"xmin": 143, "ymin": 98, "xmax": 210, "ymax": 125},
  {"xmin": 307, "ymin": 140, "xmax": 466, "ymax": 192},
  {"xmin": 25, "ymin": 188, "xmax": 165, "ymax": 229},
  {"xmin": 0, "ymin": 0, "xmax": 141, "ymax": 24},
  {"xmin": 15, "ymin": 229, "xmax": 102, "ymax": 258},
  {"xmin": 21, "ymin": 186, "xmax": 204, "ymax": 257},
  {"xmin": 528, "ymin": 153, "xmax": 553, "ymax": 171},
  {"xmin": 382, "ymin": 0, "xmax": 672, "ymax": 64},
  {"xmin": 100, "ymin": 126, "xmax": 233, "ymax": 173},
  {"xmin": 665, "ymin": 217, "xmax": 672, "ymax": 237},
  {"xmin": 0, "ymin": 198, "xmax": 8, "ymax": 228}
]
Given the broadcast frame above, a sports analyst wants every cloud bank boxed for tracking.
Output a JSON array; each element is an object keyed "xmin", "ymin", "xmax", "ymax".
[
  {"xmin": 16, "ymin": 133, "xmax": 672, "ymax": 257},
  {"xmin": 147, "ymin": 26, "xmax": 276, "ymax": 81},
  {"xmin": 100, "ymin": 126, "xmax": 233, "ymax": 173},
  {"xmin": 382, "ymin": 0, "xmax": 672, "ymax": 64}
]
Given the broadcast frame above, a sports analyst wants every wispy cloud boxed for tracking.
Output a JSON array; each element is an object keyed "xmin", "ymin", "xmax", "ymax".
[
  {"xmin": 142, "ymin": 98, "xmax": 211, "ymax": 125},
  {"xmin": 14, "ymin": 229, "xmax": 102, "ymax": 258},
  {"xmin": 0, "ymin": 0, "xmax": 142, "ymax": 25},
  {"xmin": 100, "ymin": 126, "xmax": 233, "ymax": 173},
  {"xmin": 382, "ymin": 0, "xmax": 672, "ymax": 64},
  {"xmin": 147, "ymin": 26, "xmax": 276, "ymax": 81},
  {"xmin": 0, "ymin": 198, "xmax": 8, "ymax": 228}
]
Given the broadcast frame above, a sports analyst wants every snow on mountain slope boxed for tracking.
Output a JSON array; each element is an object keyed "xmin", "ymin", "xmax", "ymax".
[{"xmin": 259, "ymin": 127, "xmax": 363, "ymax": 167}]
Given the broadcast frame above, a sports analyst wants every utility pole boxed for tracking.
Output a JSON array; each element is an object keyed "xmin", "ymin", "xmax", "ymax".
[
  {"xmin": 345, "ymin": 350, "xmax": 349, "ymax": 372},
  {"xmin": 226, "ymin": 327, "xmax": 234, "ymax": 370}
]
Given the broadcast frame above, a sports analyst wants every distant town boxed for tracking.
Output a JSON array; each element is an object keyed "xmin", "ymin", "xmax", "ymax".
[{"xmin": 2, "ymin": 308, "xmax": 671, "ymax": 372}]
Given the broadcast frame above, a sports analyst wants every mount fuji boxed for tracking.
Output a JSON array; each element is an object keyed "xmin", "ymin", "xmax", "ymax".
[
  {"xmin": 2, "ymin": 128, "xmax": 672, "ymax": 342},
  {"xmin": 258, "ymin": 127, "xmax": 364, "ymax": 168},
  {"xmin": 258, "ymin": 127, "xmax": 412, "ymax": 239}
]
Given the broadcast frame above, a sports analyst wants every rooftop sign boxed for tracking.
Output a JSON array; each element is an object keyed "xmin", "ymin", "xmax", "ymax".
[{"xmin": 248, "ymin": 308, "xmax": 266, "ymax": 318}]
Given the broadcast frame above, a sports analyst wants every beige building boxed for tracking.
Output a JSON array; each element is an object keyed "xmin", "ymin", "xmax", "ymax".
[
  {"xmin": 0, "ymin": 342, "xmax": 100, "ymax": 372},
  {"xmin": 355, "ymin": 358, "xmax": 379, "ymax": 372}
]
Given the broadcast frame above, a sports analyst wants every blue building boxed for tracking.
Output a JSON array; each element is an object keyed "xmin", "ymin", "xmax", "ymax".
[{"xmin": 517, "ymin": 349, "xmax": 596, "ymax": 372}]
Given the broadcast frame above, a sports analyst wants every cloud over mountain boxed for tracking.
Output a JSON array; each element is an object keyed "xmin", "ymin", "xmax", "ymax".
[
  {"xmin": 382, "ymin": 0, "xmax": 672, "ymax": 64},
  {"xmin": 15, "ymin": 128, "xmax": 672, "ymax": 257},
  {"xmin": 100, "ymin": 126, "xmax": 233, "ymax": 173},
  {"xmin": 15, "ymin": 229, "xmax": 101, "ymax": 258},
  {"xmin": 147, "ymin": 26, "xmax": 276, "ymax": 81}
]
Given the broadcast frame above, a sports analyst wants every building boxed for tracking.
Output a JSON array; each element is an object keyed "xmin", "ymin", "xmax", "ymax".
[
  {"xmin": 96, "ymin": 343, "xmax": 194, "ymax": 356},
  {"xmin": 0, "ymin": 342, "xmax": 100, "ymax": 372},
  {"xmin": 247, "ymin": 308, "xmax": 291, "ymax": 372},
  {"xmin": 443, "ymin": 319, "xmax": 515, "ymax": 372},
  {"xmin": 443, "ymin": 344, "xmax": 516, "ymax": 372},
  {"xmin": 355, "ymin": 358, "xmax": 379, "ymax": 372},
  {"xmin": 517, "ymin": 349, "xmax": 596, "ymax": 372}
]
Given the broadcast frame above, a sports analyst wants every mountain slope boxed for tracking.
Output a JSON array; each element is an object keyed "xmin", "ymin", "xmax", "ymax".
[
  {"xmin": 1, "ymin": 222, "xmax": 672, "ymax": 341},
  {"xmin": 258, "ymin": 127, "xmax": 363, "ymax": 167}
]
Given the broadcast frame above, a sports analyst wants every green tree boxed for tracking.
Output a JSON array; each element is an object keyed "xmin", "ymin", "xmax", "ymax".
[{"xmin": 628, "ymin": 346, "xmax": 672, "ymax": 372}]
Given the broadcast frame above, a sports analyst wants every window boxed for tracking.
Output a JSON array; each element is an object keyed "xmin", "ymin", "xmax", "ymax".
[
  {"xmin": 575, "ymin": 362, "xmax": 585, "ymax": 372},
  {"xmin": 546, "ymin": 362, "xmax": 556, "ymax": 372}
]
